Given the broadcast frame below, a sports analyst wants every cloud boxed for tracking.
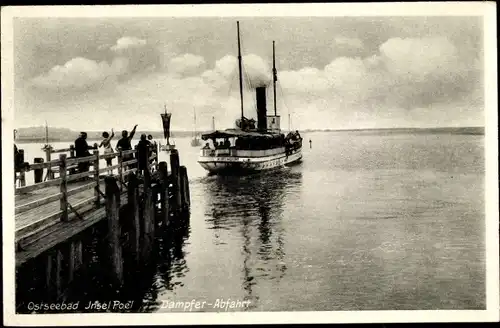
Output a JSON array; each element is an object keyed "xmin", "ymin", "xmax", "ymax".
[
  {"xmin": 31, "ymin": 56, "xmax": 129, "ymax": 90},
  {"xmin": 168, "ymin": 53, "xmax": 206, "ymax": 77},
  {"xmin": 335, "ymin": 37, "xmax": 364, "ymax": 49},
  {"xmin": 379, "ymin": 37, "xmax": 461, "ymax": 81},
  {"xmin": 277, "ymin": 36, "xmax": 480, "ymax": 111},
  {"xmin": 111, "ymin": 36, "xmax": 147, "ymax": 52},
  {"xmin": 21, "ymin": 36, "xmax": 482, "ymax": 131}
]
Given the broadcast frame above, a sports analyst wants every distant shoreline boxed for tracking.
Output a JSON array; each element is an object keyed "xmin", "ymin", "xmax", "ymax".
[{"xmin": 14, "ymin": 126, "xmax": 484, "ymax": 144}]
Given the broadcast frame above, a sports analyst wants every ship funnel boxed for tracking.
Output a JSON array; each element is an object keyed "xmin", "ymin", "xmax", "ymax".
[{"xmin": 256, "ymin": 86, "xmax": 267, "ymax": 131}]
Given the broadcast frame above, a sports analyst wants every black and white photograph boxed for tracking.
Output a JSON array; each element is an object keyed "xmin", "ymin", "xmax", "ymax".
[{"xmin": 2, "ymin": 2, "xmax": 498, "ymax": 325}]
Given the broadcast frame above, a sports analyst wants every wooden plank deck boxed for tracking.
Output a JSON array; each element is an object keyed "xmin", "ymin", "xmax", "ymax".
[
  {"xmin": 14, "ymin": 175, "xmax": 132, "ymax": 266},
  {"xmin": 15, "ymin": 193, "xmax": 129, "ymax": 266},
  {"xmin": 15, "ymin": 179, "xmax": 104, "ymax": 233}
]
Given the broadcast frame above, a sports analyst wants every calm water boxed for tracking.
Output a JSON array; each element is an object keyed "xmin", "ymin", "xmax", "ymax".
[{"xmin": 16, "ymin": 131, "xmax": 485, "ymax": 311}]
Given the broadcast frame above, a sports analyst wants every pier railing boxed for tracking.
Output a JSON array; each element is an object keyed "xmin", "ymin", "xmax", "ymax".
[{"xmin": 15, "ymin": 145, "xmax": 159, "ymax": 245}]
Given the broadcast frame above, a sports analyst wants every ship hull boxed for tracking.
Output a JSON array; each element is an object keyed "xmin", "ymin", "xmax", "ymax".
[{"xmin": 198, "ymin": 148, "xmax": 302, "ymax": 175}]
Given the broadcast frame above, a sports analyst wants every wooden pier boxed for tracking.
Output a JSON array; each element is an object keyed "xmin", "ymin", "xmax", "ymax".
[{"xmin": 14, "ymin": 143, "xmax": 190, "ymax": 302}]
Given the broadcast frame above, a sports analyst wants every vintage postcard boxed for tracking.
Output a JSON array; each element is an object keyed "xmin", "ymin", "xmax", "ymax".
[{"xmin": 2, "ymin": 2, "xmax": 498, "ymax": 325}]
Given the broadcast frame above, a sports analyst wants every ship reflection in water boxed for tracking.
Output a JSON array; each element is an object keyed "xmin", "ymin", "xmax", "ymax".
[{"xmin": 202, "ymin": 169, "xmax": 302, "ymax": 310}]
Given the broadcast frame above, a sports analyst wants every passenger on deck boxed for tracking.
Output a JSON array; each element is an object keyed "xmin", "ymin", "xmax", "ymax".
[
  {"xmin": 203, "ymin": 143, "xmax": 210, "ymax": 149},
  {"xmin": 117, "ymin": 124, "xmax": 138, "ymax": 169},
  {"xmin": 224, "ymin": 139, "xmax": 231, "ymax": 148},
  {"xmin": 99, "ymin": 129, "xmax": 115, "ymax": 173},
  {"xmin": 75, "ymin": 132, "xmax": 92, "ymax": 174}
]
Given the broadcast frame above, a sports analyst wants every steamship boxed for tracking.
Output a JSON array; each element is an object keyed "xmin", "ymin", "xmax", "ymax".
[{"xmin": 198, "ymin": 21, "xmax": 303, "ymax": 174}]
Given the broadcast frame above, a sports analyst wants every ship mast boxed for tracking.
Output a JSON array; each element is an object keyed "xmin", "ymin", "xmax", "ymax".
[
  {"xmin": 193, "ymin": 107, "xmax": 197, "ymax": 137},
  {"xmin": 272, "ymin": 41, "xmax": 277, "ymax": 116},
  {"xmin": 237, "ymin": 21, "xmax": 244, "ymax": 121}
]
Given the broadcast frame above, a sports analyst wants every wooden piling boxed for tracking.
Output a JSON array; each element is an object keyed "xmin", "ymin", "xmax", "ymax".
[
  {"xmin": 45, "ymin": 147, "xmax": 54, "ymax": 180},
  {"xmin": 158, "ymin": 161, "xmax": 169, "ymax": 227},
  {"xmin": 179, "ymin": 165, "xmax": 190, "ymax": 209},
  {"xmin": 68, "ymin": 242, "xmax": 76, "ymax": 282},
  {"xmin": 117, "ymin": 150, "xmax": 123, "ymax": 192},
  {"xmin": 55, "ymin": 249, "xmax": 63, "ymax": 299},
  {"xmin": 127, "ymin": 172, "xmax": 140, "ymax": 261},
  {"xmin": 74, "ymin": 240, "xmax": 83, "ymax": 269},
  {"xmin": 45, "ymin": 253, "xmax": 53, "ymax": 299},
  {"xmin": 19, "ymin": 168, "xmax": 26, "ymax": 187},
  {"xmin": 34, "ymin": 158, "xmax": 44, "ymax": 183},
  {"xmin": 59, "ymin": 154, "xmax": 68, "ymax": 222},
  {"xmin": 93, "ymin": 150, "xmax": 100, "ymax": 206},
  {"xmin": 143, "ymin": 169, "xmax": 154, "ymax": 237},
  {"xmin": 104, "ymin": 175, "xmax": 123, "ymax": 284},
  {"xmin": 169, "ymin": 150, "xmax": 182, "ymax": 211}
]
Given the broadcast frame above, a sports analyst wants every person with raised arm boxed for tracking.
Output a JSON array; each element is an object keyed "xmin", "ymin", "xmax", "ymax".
[
  {"xmin": 99, "ymin": 128, "xmax": 115, "ymax": 174},
  {"xmin": 117, "ymin": 124, "xmax": 138, "ymax": 169}
]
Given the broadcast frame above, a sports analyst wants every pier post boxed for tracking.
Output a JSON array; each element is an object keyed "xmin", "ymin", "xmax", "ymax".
[
  {"xmin": 67, "ymin": 239, "xmax": 83, "ymax": 283},
  {"xmin": 169, "ymin": 150, "xmax": 182, "ymax": 212},
  {"xmin": 74, "ymin": 240, "xmax": 83, "ymax": 270},
  {"xmin": 143, "ymin": 167, "xmax": 154, "ymax": 237},
  {"xmin": 55, "ymin": 249, "xmax": 63, "ymax": 299},
  {"xmin": 45, "ymin": 253, "xmax": 53, "ymax": 299},
  {"xmin": 127, "ymin": 172, "xmax": 140, "ymax": 262},
  {"xmin": 68, "ymin": 242, "xmax": 76, "ymax": 282},
  {"xmin": 19, "ymin": 168, "xmax": 26, "ymax": 187},
  {"xmin": 45, "ymin": 147, "xmax": 54, "ymax": 180},
  {"xmin": 59, "ymin": 154, "xmax": 68, "ymax": 222},
  {"xmin": 118, "ymin": 150, "xmax": 123, "ymax": 192},
  {"xmin": 159, "ymin": 161, "xmax": 169, "ymax": 227},
  {"xmin": 104, "ymin": 175, "xmax": 123, "ymax": 284},
  {"xmin": 180, "ymin": 166, "xmax": 190, "ymax": 210},
  {"xmin": 34, "ymin": 158, "xmax": 44, "ymax": 183},
  {"xmin": 93, "ymin": 150, "xmax": 100, "ymax": 206}
]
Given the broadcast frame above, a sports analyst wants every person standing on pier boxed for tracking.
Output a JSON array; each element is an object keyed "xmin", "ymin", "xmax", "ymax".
[
  {"xmin": 117, "ymin": 124, "xmax": 138, "ymax": 169},
  {"xmin": 99, "ymin": 129, "xmax": 115, "ymax": 174},
  {"xmin": 137, "ymin": 134, "xmax": 151, "ymax": 178},
  {"xmin": 75, "ymin": 132, "xmax": 92, "ymax": 175},
  {"xmin": 147, "ymin": 134, "xmax": 158, "ymax": 165}
]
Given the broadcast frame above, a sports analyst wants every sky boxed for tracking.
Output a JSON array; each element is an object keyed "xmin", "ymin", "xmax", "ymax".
[{"xmin": 12, "ymin": 15, "xmax": 484, "ymax": 131}]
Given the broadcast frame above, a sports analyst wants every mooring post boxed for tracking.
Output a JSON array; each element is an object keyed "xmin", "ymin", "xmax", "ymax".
[
  {"xmin": 45, "ymin": 253, "xmax": 53, "ymax": 299},
  {"xmin": 68, "ymin": 242, "xmax": 76, "ymax": 282},
  {"xmin": 105, "ymin": 175, "xmax": 123, "ymax": 284},
  {"xmin": 59, "ymin": 154, "xmax": 68, "ymax": 222},
  {"xmin": 143, "ymin": 164, "xmax": 154, "ymax": 237},
  {"xmin": 34, "ymin": 157, "xmax": 44, "ymax": 183},
  {"xmin": 118, "ymin": 150, "xmax": 123, "ymax": 192},
  {"xmin": 158, "ymin": 161, "xmax": 169, "ymax": 227},
  {"xmin": 45, "ymin": 147, "xmax": 54, "ymax": 180},
  {"xmin": 74, "ymin": 240, "xmax": 83, "ymax": 270},
  {"xmin": 169, "ymin": 150, "xmax": 182, "ymax": 212},
  {"xmin": 19, "ymin": 168, "xmax": 26, "ymax": 187},
  {"xmin": 55, "ymin": 249, "xmax": 63, "ymax": 299},
  {"xmin": 127, "ymin": 172, "xmax": 140, "ymax": 262},
  {"xmin": 179, "ymin": 165, "xmax": 190, "ymax": 210},
  {"xmin": 93, "ymin": 149, "xmax": 100, "ymax": 206}
]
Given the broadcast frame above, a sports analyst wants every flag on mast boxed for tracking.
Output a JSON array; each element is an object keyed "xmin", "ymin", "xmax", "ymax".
[{"xmin": 161, "ymin": 105, "xmax": 172, "ymax": 144}]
